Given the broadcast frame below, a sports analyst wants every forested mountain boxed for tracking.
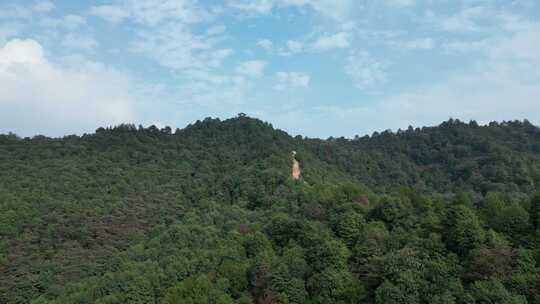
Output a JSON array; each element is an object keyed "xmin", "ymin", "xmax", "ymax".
[{"xmin": 2, "ymin": 116, "xmax": 540, "ymax": 304}]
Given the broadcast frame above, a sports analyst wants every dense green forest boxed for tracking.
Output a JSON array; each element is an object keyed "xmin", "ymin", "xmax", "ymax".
[{"xmin": 1, "ymin": 116, "xmax": 540, "ymax": 304}]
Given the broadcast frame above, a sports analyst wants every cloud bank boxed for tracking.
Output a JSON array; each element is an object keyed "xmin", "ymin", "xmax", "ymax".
[{"xmin": 0, "ymin": 39, "xmax": 135, "ymax": 137}]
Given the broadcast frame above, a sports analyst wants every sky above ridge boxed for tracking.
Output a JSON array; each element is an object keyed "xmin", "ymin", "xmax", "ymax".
[{"xmin": 0, "ymin": 0, "xmax": 539, "ymax": 138}]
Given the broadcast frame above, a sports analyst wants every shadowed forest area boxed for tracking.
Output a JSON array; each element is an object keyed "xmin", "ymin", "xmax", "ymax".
[{"xmin": 2, "ymin": 116, "xmax": 540, "ymax": 303}]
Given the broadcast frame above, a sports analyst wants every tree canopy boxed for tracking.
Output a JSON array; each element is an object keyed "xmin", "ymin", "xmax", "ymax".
[{"xmin": 1, "ymin": 117, "xmax": 540, "ymax": 303}]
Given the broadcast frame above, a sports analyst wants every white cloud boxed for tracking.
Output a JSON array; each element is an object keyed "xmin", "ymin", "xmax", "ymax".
[
  {"xmin": 307, "ymin": 0, "xmax": 353, "ymax": 20},
  {"xmin": 287, "ymin": 40, "xmax": 303, "ymax": 52},
  {"xmin": 132, "ymin": 22, "xmax": 231, "ymax": 71},
  {"xmin": 443, "ymin": 39, "xmax": 489, "ymax": 54},
  {"xmin": 345, "ymin": 51, "xmax": 387, "ymax": 89},
  {"xmin": 236, "ymin": 60, "xmax": 267, "ymax": 77},
  {"xmin": 91, "ymin": 0, "xmax": 230, "ymax": 84},
  {"xmin": 90, "ymin": 5, "xmax": 130, "ymax": 23},
  {"xmin": 207, "ymin": 24, "xmax": 226, "ymax": 35},
  {"xmin": 383, "ymin": 0, "xmax": 416, "ymax": 7},
  {"xmin": 61, "ymin": 34, "xmax": 99, "ymax": 51},
  {"xmin": 275, "ymin": 71, "xmax": 310, "ymax": 90},
  {"xmin": 184, "ymin": 69, "xmax": 228, "ymax": 85},
  {"xmin": 313, "ymin": 32, "xmax": 349, "ymax": 51},
  {"xmin": 489, "ymin": 21, "xmax": 540, "ymax": 62},
  {"xmin": 227, "ymin": 0, "xmax": 275, "ymax": 15},
  {"xmin": 91, "ymin": 0, "xmax": 210, "ymax": 26},
  {"xmin": 443, "ymin": 20, "xmax": 540, "ymax": 62},
  {"xmin": 0, "ymin": 1, "xmax": 56, "ymax": 20},
  {"xmin": 227, "ymin": 0, "xmax": 353, "ymax": 20},
  {"xmin": 40, "ymin": 14, "xmax": 87, "ymax": 30},
  {"xmin": 401, "ymin": 38, "xmax": 434, "ymax": 49},
  {"xmin": 129, "ymin": 0, "xmax": 211, "ymax": 25},
  {"xmin": 0, "ymin": 39, "xmax": 45, "ymax": 65},
  {"xmin": 256, "ymin": 39, "xmax": 273, "ymax": 50},
  {"xmin": 0, "ymin": 39, "xmax": 135, "ymax": 136},
  {"xmin": 33, "ymin": 1, "xmax": 56, "ymax": 12},
  {"xmin": 0, "ymin": 23, "xmax": 20, "ymax": 44},
  {"xmin": 279, "ymin": 40, "xmax": 303, "ymax": 56},
  {"xmin": 437, "ymin": 6, "xmax": 500, "ymax": 32},
  {"xmin": 280, "ymin": 0, "xmax": 310, "ymax": 5}
]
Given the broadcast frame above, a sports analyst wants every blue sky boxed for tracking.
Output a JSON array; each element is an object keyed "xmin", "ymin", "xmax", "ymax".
[{"xmin": 0, "ymin": 0, "xmax": 539, "ymax": 138}]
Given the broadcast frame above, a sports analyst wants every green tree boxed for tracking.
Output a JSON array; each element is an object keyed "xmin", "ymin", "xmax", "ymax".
[
  {"xmin": 444, "ymin": 205, "xmax": 485, "ymax": 255},
  {"xmin": 331, "ymin": 211, "xmax": 364, "ymax": 247},
  {"xmin": 530, "ymin": 192, "xmax": 540, "ymax": 230},
  {"xmin": 483, "ymin": 194, "xmax": 529, "ymax": 237},
  {"xmin": 467, "ymin": 280, "xmax": 527, "ymax": 304},
  {"xmin": 163, "ymin": 275, "xmax": 234, "ymax": 304},
  {"xmin": 309, "ymin": 267, "xmax": 364, "ymax": 304}
]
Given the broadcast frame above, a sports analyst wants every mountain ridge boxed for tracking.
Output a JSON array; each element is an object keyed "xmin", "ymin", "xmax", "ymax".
[
  {"xmin": 2, "ymin": 116, "xmax": 540, "ymax": 303},
  {"xmin": 3, "ymin": 116, "xmax": 540, "ymax": 194}
]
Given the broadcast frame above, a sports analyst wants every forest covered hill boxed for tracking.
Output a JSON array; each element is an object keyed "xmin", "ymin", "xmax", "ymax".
[{"xmin": 2, "ymin": 116, "xmax": 540, "ymax": 304}]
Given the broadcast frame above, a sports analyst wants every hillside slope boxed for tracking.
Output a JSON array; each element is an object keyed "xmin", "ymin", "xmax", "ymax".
[
  {"xmin": 1, "ymin": 117, "xmax": 540, "ymax": 303},
  {"xmin": 305, "ymin": 119, "xmax": 540, "ymax": 194}
]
